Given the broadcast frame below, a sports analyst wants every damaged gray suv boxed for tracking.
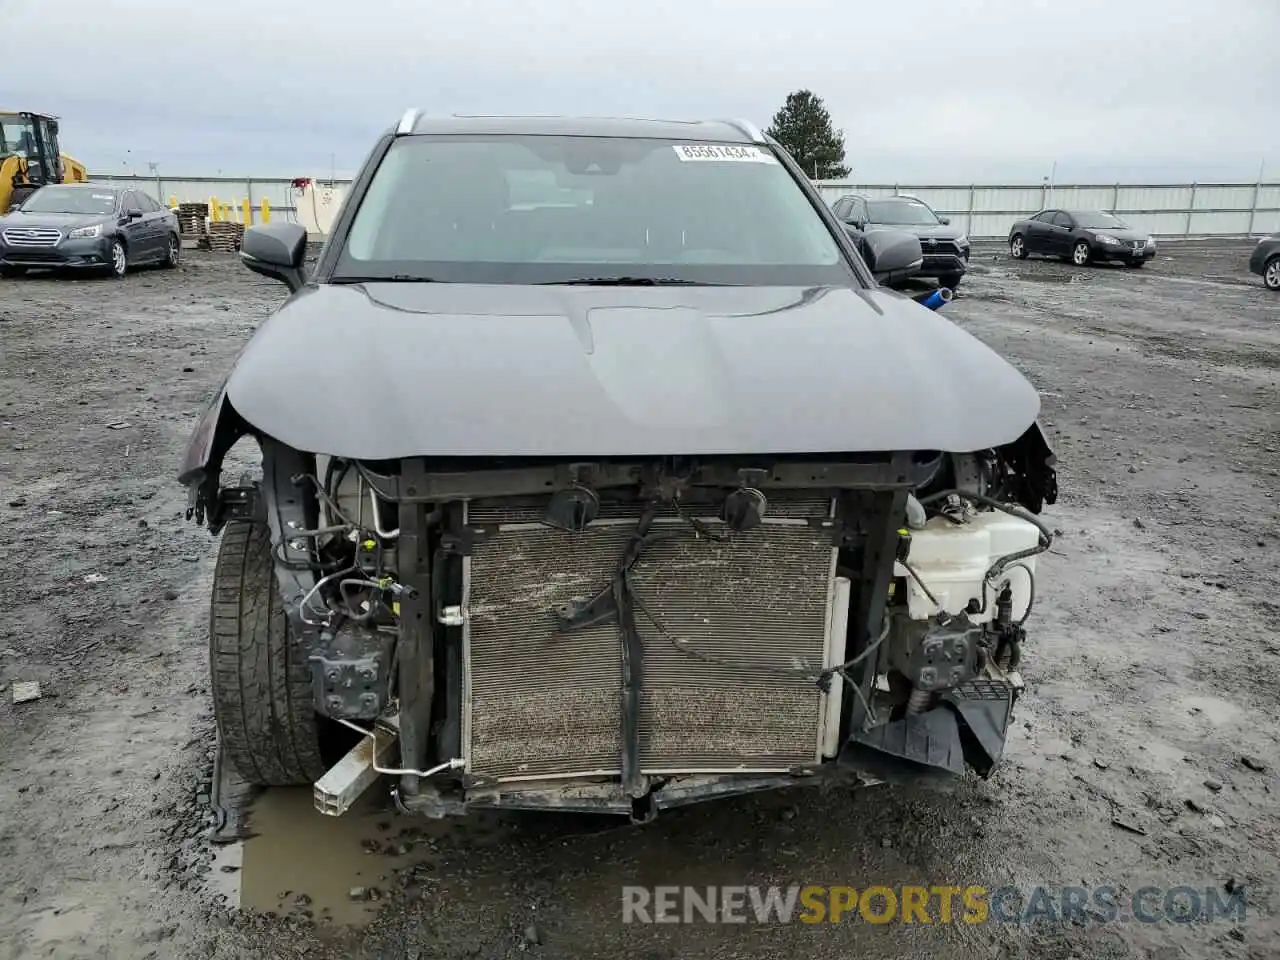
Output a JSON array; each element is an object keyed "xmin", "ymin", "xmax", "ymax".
[{"xmin": 179, "ymin": 111, "xmax": 1058, "ymax": 821}]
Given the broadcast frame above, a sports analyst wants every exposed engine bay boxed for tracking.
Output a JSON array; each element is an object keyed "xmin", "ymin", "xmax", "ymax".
[{"xmin": 192, "ymin": 424, "xmax": 1057, "ymax": 821}]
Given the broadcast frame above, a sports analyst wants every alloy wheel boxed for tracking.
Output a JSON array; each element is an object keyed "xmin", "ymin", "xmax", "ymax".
[
  {"xmin": 1072, "ymin": 242, "xmax": 1090, "ymax": 266},
  {"xmin": 1265, "ymin": 257, "xmax": 1280, "ymax": 291}
]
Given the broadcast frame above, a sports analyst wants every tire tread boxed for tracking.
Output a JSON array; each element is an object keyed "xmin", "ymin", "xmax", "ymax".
[{"xmin": 209, "ymin": 518, "xmax": 325, "ymax": 786}]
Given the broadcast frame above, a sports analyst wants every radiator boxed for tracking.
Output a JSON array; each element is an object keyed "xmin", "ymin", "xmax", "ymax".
[{"xmin": 462, "ymin": 496, "xmax": 839, "ymax": 783}]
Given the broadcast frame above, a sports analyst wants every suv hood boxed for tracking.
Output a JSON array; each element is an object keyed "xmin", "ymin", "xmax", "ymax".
[
  {"xmin": 223, "ymin": 282, "xmax": 1040, "ymax": 459},
  {"xmin": 873, "ymin": 223, "xmax": 963, "ymax": 241}
]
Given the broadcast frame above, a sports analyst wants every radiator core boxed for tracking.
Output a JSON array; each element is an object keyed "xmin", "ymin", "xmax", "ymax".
[{"xmin": 462, "ymin": 496, "xmax": 838, "ymax": 783}]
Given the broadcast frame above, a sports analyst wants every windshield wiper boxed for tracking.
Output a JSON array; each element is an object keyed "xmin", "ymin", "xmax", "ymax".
[
  {"xmin": 541, "ymin": 277, "xmax": 727, "ymax": 286},
  {"xmin": 330, "ymin": 275, "xmax": 438, "ymax": 284}
]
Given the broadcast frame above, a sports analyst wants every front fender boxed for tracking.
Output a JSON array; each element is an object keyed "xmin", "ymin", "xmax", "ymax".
[{"xmin": 177, "ymin": 381, "xmax": 249, "ymax": 526}]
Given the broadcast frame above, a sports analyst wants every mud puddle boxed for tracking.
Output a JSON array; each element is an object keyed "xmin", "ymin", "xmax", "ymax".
[{"xmin": 210, "ymin": 784, "xmax": 450, "ymax": 927}]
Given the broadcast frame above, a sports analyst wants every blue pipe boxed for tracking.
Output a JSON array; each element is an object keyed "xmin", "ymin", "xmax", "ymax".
[{"xmin": 915, "ymin": 287, "xmax": 955, "ymax": 311}]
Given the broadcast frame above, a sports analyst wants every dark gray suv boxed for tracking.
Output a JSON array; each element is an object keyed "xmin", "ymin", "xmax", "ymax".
[
  {"xmin": 832, "ymin": 194, "xmax": 970, "ymax": 289},
  {"xmin": 180, "ymin": 111, "xmax": 1057, "ymax": 822}
]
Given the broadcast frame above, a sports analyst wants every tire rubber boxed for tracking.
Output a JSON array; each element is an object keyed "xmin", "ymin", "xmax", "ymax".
[{"xmin": 209, "ymin": 517, "xmax": 326, "ymax": 786}]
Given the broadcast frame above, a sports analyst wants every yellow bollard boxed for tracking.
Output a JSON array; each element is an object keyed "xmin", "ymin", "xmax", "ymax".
[
  {"xmin": 241, "ymin": 198, "xmax": 252, "ymax": 225},
  {"xmin": 169, "ymin": 195, "xmax": 178, "ymax": 210},
  {"xmin": 209, "ymin": 196, "xmax": 220, "ymax": 221},
  {"xmin": 261, "ymin": 197, "xmax": 271, "ymax": 223}
]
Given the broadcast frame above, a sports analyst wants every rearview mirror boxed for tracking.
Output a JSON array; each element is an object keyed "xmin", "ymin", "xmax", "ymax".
[
  {"xmin": 938, "ymin": 216, "xmax": 951, "ymax": 225},
  {"xmin": 126, "ymin": 209, "xmax": 142, "ymax": 220},
  {"xmin": 241, "ymin": 222, "xmax": 309, "ymax": 293}
]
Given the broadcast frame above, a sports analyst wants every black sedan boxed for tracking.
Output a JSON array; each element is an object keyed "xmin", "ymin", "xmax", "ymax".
[
  {"xmin": 1008, "ymin": 209, "xmax": 1156, "ymax": 267},
  {"xmin": 1247, "ymin": 233, "xmax": 1280, "ymax": 291},
  {"xmin": 0, "ymin": 183, "xmax": 180, "ymax": 279}
]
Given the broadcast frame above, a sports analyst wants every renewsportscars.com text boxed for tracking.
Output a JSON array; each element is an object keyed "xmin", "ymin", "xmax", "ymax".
[{"xmin": 621, "ymin": 885, "xmax": 1249, "ymax": 926}]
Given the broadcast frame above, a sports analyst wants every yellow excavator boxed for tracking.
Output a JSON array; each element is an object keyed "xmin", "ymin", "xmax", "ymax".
[{"xmin": 1, "ymin": 110, "xmax": 89, "ymax": 213}]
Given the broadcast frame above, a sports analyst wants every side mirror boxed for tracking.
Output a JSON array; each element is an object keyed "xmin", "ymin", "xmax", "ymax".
[
  {"xmin": 126, "ymin": 209, "xmax": 142, "ymax": 220},
  {"xmin": 938, "ymin": 216, "xmax": 951, "ymax": 225},
  {"xmin": 240, "ymin": 221, "xmax": 309, "ymax": 293},
  {"xmin": 859, "ymin": 228, "xmax": 924, "ymax": 286}
]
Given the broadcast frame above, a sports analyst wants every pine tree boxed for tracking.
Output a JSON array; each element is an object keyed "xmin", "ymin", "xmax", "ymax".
[{"xmin": 765, "ymin": 90, "xmax": 850, "ymax": 180}]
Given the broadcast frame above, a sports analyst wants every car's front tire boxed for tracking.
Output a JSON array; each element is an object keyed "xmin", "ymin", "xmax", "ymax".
[
  {"xmin": 105, "ymin": 239, "xmax": 128, "ymax": 279},
  {"xmin": 0, "ymin": 265, "xmax": 27, "ymax": 279},
  {"xmin": 1009, "ymin": 234, "xmax": 1028, "ymax": 259},
  {"xmin": 1071, "ymin": 241, "xmax": 1092, "ymax": 266},
  {"xmin": 938, "ymin": 272, "xmax": 964, "ymax": 290},
  {"xmin": 210, "ymin": 515, "xmax": 328, "ymax": 786},
  {"xmin": 1125, "ymin": 260, "xmax": 1145, "ymax": 269},
  {"xmin": 1264, "ymin": 254, "xmax": 1280, "ymax": 292}
]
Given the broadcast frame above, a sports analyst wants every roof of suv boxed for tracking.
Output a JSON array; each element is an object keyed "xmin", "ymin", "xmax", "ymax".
[{"xmin": 396, "ymin": 111, "xmax": 766, "ymax": 143}]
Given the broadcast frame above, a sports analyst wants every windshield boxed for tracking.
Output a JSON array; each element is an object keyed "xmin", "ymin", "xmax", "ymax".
[
  {"xmin": 20, "ymin": 186, "xmax": 118, "ymax": 215},
  {"xmin": 1073, "ymin": 212, "xmax": 1129, "ymax": 229},
  {"xmin": 0, "ymin": 116, "xmax": 38, "ymax": 158},
  {"xmin": 336, "ymin": 135, "xmax": 853, "ymax": 285},
  {"xmin": 865, "ymin": 199, "xmax": 941, "ymax": 226}
]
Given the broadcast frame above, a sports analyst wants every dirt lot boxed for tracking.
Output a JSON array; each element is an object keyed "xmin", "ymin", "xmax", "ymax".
[{"xmin": 1, "ymin": 240, "xmax": 1277, "ymax": 960}]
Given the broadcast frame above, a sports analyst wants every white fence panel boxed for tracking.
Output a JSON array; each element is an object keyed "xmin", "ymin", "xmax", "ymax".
[
  {"xmin": 1189, "ymin": 211, "xmax": 1254, "ymax": 236},
  {"xmin": 1252, "ymin": 210, "xmax": 1280, "ymax": 234},
  {"xmin": 971, "ymin": 187, "xmax": 1043, "ymax": 213},
  {"xmin": 1193, "ymin": 185, "xmax": 1254, "ymax": 210},
  {"xmin": 1257, "ymin": 185, "xmax": 1280, "ymax": 209},
  {"xmin": 1116, "ymin": 185, "xmax": 1193, "ymax": 212},
  {"xmin": 1046, "ymin": 186, "xmax": 1116, "ymax": 210}
]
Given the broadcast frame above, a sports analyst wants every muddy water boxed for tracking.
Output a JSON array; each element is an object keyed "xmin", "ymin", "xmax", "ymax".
[{"xmin": 227, "ymin": 787, "xmax": 448, "ymax": 926}]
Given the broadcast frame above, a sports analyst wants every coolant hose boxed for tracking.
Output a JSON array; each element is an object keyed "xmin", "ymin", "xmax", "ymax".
[{"xmin": 915, "ymin": 287, "xmax": 955, "ymax": 311}]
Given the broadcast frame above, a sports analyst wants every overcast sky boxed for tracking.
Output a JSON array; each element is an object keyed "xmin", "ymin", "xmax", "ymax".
[{"xmin": 5, "ymin": 0, "xmax": 1278, "ymax": 183}]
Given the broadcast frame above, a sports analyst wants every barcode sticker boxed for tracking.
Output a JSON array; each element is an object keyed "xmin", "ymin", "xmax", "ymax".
[{"xmin": 672, "ymin": 144, "xmax": 777, "ymax": 164}]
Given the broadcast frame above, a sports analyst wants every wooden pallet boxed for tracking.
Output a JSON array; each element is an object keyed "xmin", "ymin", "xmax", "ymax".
[{"xmin": 207, "ymin": 221, "xmax": 244, "ymax": 253}]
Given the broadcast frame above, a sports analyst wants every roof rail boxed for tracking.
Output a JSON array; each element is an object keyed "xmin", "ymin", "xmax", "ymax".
[
  {"xmin": 396, "ymin": 108, "xmax": 422, "ymax": 135},
  {"xmin": 717, "ymin": 118, "xmax": 765, "ymax": 143}
]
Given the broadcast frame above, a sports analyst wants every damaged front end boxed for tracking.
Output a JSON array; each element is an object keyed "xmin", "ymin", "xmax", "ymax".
[{"xmin": 185, "ymin": 420, "xmax": 1057, "ymax": 821}]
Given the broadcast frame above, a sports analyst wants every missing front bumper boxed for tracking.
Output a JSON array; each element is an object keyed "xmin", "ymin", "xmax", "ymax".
[{"xmin": 384, "ymin": 677, "xmax": 1019, "ymax": 821}]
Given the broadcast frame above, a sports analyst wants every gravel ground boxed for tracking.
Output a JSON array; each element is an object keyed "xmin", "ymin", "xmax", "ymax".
[{"xmin": 1, "ymin": 240, "xmax": 1277, "ymax": 960}]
